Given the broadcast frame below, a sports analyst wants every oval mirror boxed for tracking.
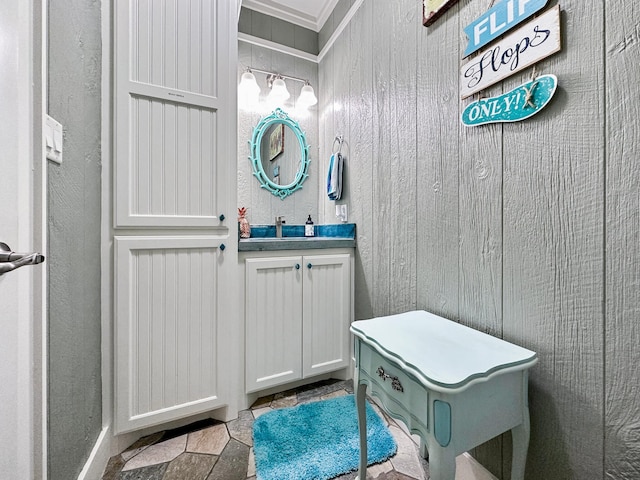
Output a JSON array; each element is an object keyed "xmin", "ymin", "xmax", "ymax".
[{"xmin": 249, "ymin": 108, "xmax": 310, "ymax": 199}]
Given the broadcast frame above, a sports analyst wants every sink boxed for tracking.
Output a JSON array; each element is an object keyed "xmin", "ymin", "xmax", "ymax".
[
  {"xmin": 246, "ymin": 237, "xmax": 329, "ymax": 241},
  {"xmin": 238, "ymin": 223, "xmax": 356, "ymax": 251}
]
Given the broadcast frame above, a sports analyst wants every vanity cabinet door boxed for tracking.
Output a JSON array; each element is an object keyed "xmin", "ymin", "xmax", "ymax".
[
  {"xmin": 245, "ymin": 256, "xmax": 303, "ymax": 393},
  {"xmin": 302, "ymin": 254, "xmax": 351, "ymax": 378}
]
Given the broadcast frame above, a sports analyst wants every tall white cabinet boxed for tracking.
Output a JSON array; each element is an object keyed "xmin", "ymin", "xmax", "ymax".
[
  {"xmin": 112, "ymin": 0, "xmax": 238, "ymax": 434},
  {"xmin": 244, "ymin": 250, "xmax": 353, "ymax": 393}
]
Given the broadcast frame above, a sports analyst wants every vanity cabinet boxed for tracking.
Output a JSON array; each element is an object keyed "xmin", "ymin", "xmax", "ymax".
[{"xmin": 244, "ymin": 250, "xmax": 353, "ymax": 393}]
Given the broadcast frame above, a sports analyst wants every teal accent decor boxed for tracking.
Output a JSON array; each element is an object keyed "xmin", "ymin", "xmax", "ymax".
[
  {"xmin": 238, "ymin": 223, "xmax": 356, "ymax": 251},
  {"xmin": 461, "ymin": 74, "xmax": 557, "ymax": 127},
  {"xmin": 463, "ymin": 0, "xmax": 549, "ymax": 57},
  {"xmin": 434, "ymin": 400, "xmax": 452, "ymax": 447},
  {"xmin": 248, "ymin": 223, "xmax": 355, "ymax": 239},
  {"xmin": 253, "ymin": 394, "xmax": 396, "ymax": 480},
  {"xmin": 249, "ymin": 108, "xmax": 310, "ymax": 200}
]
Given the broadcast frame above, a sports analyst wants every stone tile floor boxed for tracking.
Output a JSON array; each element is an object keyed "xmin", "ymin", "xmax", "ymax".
[{"xmin": 102, "ymin": 379, "xmax": 430, "ymax": 480}]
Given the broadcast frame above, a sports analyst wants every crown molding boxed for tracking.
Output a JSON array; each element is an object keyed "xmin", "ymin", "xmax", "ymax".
[
  {"xmin": 238, "ymin": 32, "xmax": 319, "ymax": 63},
  {"xmin": 317, "ymin": 0, "xmax": 364, "ymax": 62},
  {"xmin": 242, "ymin": 0, "xmax": 340, "ymax": 32}
]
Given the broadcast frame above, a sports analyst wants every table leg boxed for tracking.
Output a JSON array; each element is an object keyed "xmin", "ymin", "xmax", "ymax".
[
  {"xmin": 419, "ymin": 438, "xmax": 429, "ymax": 460},
  {"xmin": 355, "ymin": 382, "xmax": 367, "ymax": 480},
  {"xmin": 511, "ymin": 408, "xmax": 530, "ymax": 480},
  {"xmin": 426, "ymin": 442, "xmax": 456, "ymax": 480}
]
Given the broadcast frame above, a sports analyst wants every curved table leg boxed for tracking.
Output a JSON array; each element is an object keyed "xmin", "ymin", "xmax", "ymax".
[
  {"xmin": 419, "ymin": 438, "xmax": 429, "ymax": 460},
  {"xmin": 426, "ymin": 441, "xmax": 456, "ymax": 480},
  {"xmin": 355, "ymin": 382, "xmax": 367, "ymax": 480},
  {"xmin": 511, "ymin": 407, "xmax": 530, "ymax": 480}
]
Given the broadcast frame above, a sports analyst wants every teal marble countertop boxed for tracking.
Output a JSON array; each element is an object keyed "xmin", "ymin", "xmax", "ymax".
[{"xmin": 238, "ymin": 223, "xmax": 356, "ymax": 251}]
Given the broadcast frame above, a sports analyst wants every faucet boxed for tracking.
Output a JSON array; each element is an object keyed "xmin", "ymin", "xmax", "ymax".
[{"xmin": 275, "ymin": 216, "xmax": 286, "ymax": 238}]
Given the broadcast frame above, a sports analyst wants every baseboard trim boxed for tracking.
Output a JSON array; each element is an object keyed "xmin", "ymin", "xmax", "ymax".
[{"xmin": 77, "ymin": 426, "xmax": 111, "ymax": 480}]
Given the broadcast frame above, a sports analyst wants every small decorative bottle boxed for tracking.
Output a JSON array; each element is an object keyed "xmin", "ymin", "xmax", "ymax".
[
  {"xmin": 305, "ymin": 214, "xmax": 315, "ymax": 237},
  {"xmin": 238, "ymin": 207, "xmax": 251, "ymax": 239}
]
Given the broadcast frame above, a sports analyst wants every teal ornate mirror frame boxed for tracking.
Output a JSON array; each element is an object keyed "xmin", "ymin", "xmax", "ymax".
[{"xmin": 249, "ymin": 108, "xmax": 310, "ymax": 200}]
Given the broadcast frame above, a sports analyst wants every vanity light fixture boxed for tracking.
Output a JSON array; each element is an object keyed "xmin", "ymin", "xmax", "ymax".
[{"xmin": 238, "ymin": 67, "xmax": 317, "ymax": 110}]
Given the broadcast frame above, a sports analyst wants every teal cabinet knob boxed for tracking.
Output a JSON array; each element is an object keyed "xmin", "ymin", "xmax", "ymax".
[
  {"xmin": 219, "ymin": 244, "xmax": 226, "ymax": 251},
  {"xmin": 295, "ymin": 263, "xmax": 300, "ymax": 270},
  {"xmin": 219, "ymin": 214, "xmax": 225, "ymax": 221},
  {"xmin": 307, "ymin": 263, "xmax": 312, "ymax": 269}
]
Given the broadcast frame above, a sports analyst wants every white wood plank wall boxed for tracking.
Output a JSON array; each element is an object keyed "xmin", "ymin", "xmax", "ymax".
[
  {"xmin": 604, "ymin": 1, "xmax": 640, "ymax": 478},
  {"xmin": 318, "ymin": 0, "xmax": 640, "ymax": 478}
]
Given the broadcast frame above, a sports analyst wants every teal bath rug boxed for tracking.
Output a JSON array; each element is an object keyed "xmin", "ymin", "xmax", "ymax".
[{"xmin": 252, "ymin": 394, "xmax": 397, "ymax": 480}]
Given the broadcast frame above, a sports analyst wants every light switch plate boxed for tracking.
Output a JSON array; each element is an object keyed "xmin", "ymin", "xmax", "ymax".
[
  {"xmin": 335, "ymin": 204, "xmax": 348, "ymax": 222},
  {"xmin": 45, "ymin": 115, "xmax": 63, "ymax": 164}
]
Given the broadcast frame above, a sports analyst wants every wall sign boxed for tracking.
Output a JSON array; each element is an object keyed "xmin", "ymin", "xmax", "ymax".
[
  {"xmin": 461, "ymin": 74, "xmax": 557, "ymax": 127},
  {"xmin": 423, "ymin": 0, "xmax": 460, "ymax": 27},
  {"xmin": 460, "ymin": 5, "xmax": 561, "ymax": 99},
  {"xmin": 463, "ymin": 0, "xmax": 550, "ymax": 57}
]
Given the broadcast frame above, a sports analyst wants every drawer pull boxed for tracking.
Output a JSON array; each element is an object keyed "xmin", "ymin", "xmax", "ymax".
[{"xmin": 376, "ymin": 366, "xmax": 404, "ymax": 392}]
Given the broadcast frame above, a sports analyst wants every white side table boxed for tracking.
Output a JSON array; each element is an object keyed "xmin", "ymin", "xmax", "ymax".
[{"xmin": 351, "ymin": 310, "xmax": 537, "ymax": 480}]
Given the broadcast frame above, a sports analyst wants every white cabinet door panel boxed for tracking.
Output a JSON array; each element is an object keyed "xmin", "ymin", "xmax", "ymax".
[
  {"xmin": 302, "ymin": 254, "xmax": 351, "ymax": 377},
  {"xmin": 115, "ymin": 0, "xmax": 230, "ymax": 228},
  {"xmin": 115, "ymin": 236, "xmax": 224, "ymax": 433},
  {"xmin": 245, "ymin": 257, "xmax": 303, "ymax": 393}
]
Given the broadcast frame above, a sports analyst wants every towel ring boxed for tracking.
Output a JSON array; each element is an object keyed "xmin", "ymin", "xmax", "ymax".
[{"xmin": 332, "ymin": 135, "xmax": 344, "ymax": 155}]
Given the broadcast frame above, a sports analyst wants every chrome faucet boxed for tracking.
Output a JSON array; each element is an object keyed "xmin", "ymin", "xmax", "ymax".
[{"xmin": 275, "ymin": 216, "xmax": 286, "ymax": 238}]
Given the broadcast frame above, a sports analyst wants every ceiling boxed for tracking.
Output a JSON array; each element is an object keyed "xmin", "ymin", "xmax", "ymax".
[{"xmin": 241, "ymin": 0, "xmax": 339, "ymax": 32}]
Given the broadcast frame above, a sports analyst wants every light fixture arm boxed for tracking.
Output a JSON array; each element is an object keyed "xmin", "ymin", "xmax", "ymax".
[{"xmin": 247, "ymin": 67, "xmax": 311, "ymax": 87}]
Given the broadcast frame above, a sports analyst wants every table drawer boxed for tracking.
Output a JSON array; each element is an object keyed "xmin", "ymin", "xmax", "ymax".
[{"xmin": 358, "ymin": 341, "xmax": 429, "ymax": 433}]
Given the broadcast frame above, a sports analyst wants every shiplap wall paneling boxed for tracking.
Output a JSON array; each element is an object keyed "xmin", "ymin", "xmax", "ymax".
[
  {"xmin": 293, "ymin": 54, "xmax": 320, "ymax": 224},
  {"xmin": 347, "ymin": 1, "xmax": 374, "ymax": 320},
  {"xmin": 331, "ymin": 14, "xmax": 351, "ymax": 222},
  {"xmin": 371, "ymin": 0, "xmax": 418, "ymax": 316},
  {"xmin": 456, "ymin": 1, "xmax": 506, "ymax": 475},
  {"xmin": 416, "ymin": 0, "xmax": 460, "ymax": 318},
  {"xmin": 244, "ymin": 42, "xmax": 270, "ymax": 221},
  {"xmin": 457, "ymin": 1, "xmax": 503, "ymax": 339},
  {"xmin": 251, "ymin": 45, "xmax": 277, "ymax": 224},
  {"xmin": 237, "ymin": 41, "xmax": 253, "ymax": 218},
  {"xmin": 503, "ymin": 1, "xmax": 605, "ymax": 478},
  {"xmin": 319, "ymin": 12, "xmax": 350, "ymax": 226},
  {"xmin": 318, "ymin": 43, "xmax": 335, "ymax": 224},
  {"xmin": 605, "ymin": 1, "xmax": 640, "ymax": 478}
]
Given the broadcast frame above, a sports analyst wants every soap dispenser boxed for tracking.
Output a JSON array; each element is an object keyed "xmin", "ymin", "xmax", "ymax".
[{"xmin": 305, "ymin": 215, "xmax": 315, "ymax": 237}]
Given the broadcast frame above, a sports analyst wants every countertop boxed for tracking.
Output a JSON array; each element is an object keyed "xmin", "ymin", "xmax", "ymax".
[{"xmin": 238, "ymin": 223, "xmax": 356, "ymax": 251}]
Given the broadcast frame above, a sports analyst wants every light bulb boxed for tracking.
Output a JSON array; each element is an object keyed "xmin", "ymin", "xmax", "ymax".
[
  {"xmin": 267, "ymin": 77, "xmax": 290, "ymax": 107},
  {"xmin": 298, "ymin": 83, "xmax": 318, "ymax": 108},
  {"xmin": 238, "ymin": 70, "xmax": 260, "ymax": 109}
]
